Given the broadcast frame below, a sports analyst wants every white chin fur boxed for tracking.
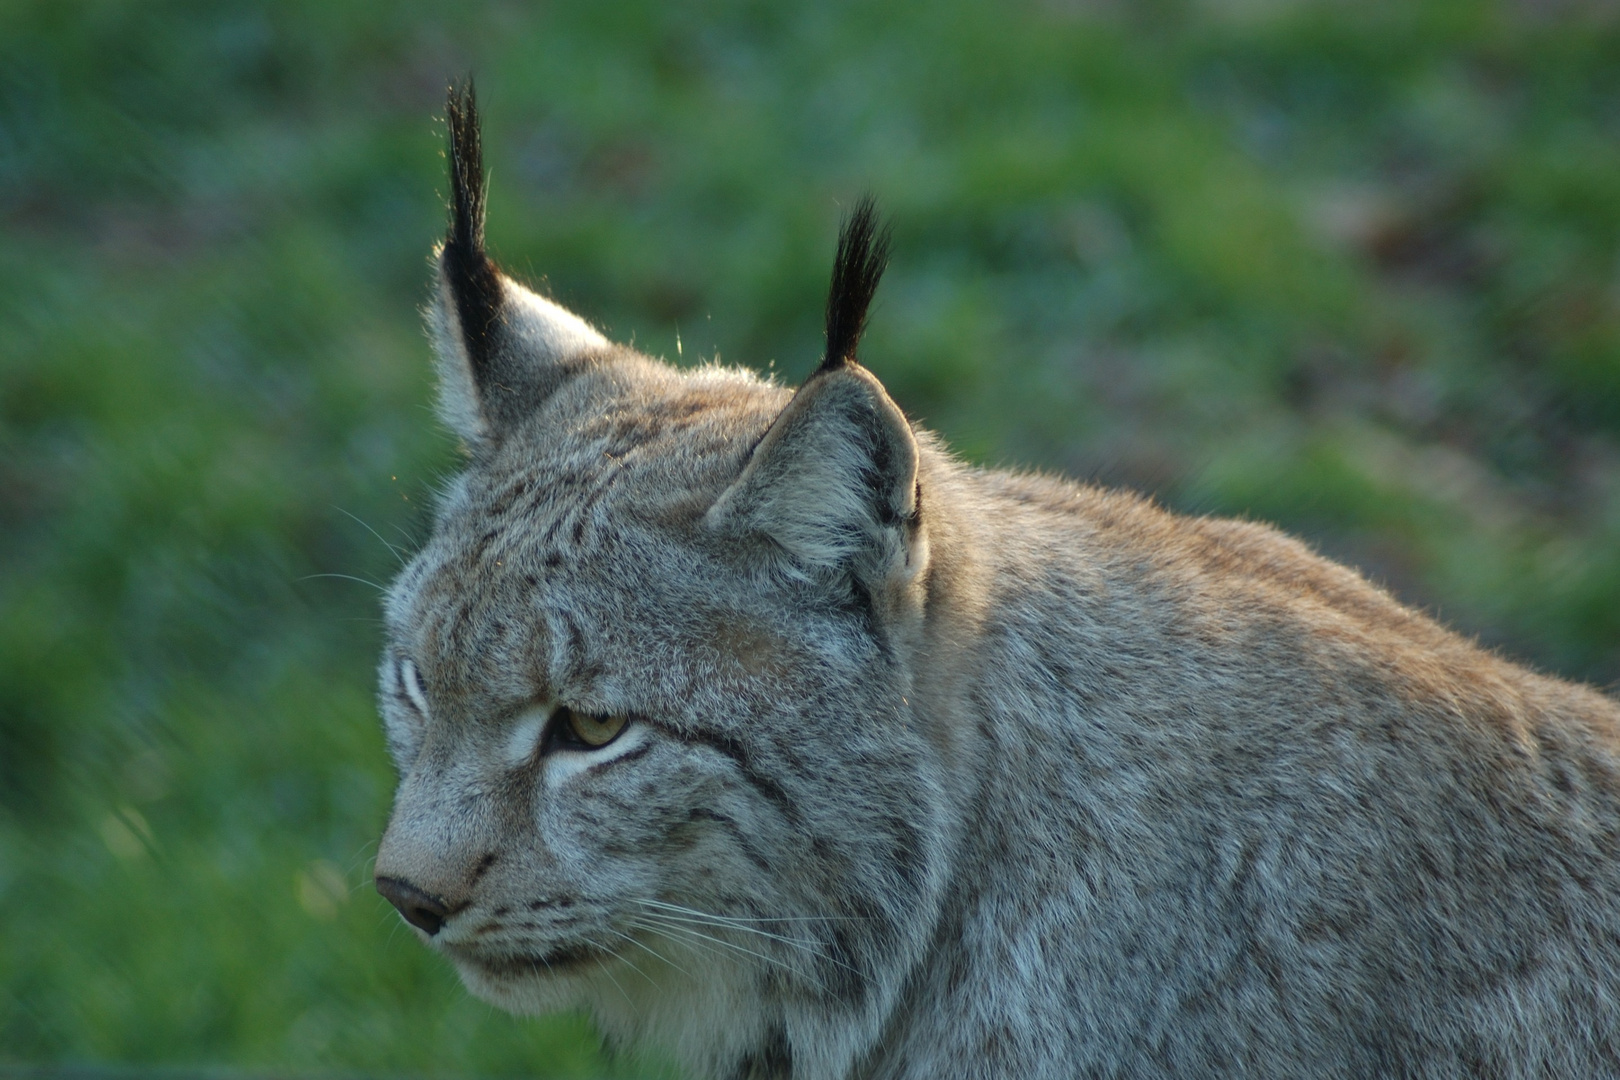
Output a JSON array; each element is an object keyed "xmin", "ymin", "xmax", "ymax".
[
  {"xmin": 454, "ymin": 957, "xmax": 589, "ymax": 1016},
  {"xmin": 458, "ymin": 930, "xmax": 779, "ymax": 1080}
]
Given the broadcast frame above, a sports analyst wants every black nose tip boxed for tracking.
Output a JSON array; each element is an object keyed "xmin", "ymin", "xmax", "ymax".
[{"xmin": 376, "ymin": 876, "xmax": 450, "ymax": 935}]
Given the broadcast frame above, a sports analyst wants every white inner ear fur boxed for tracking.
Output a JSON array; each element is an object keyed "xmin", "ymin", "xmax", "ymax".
[
  {"xmin": 705, "ymin": 366, "xmax": 924, "ymax": 586},
  {"xmin": 427, "ymin": 274, "xmax": 488, "ymax": 443},
  {"xmin": 428, "ymin": 269, "xmax": 609, "ymax": 444},
  {"xmin": 501, "ymin": 277, "xmax": 608, "ymax": 360}
]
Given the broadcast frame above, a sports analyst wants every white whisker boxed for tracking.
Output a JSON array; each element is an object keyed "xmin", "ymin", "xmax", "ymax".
[
  {"xmin": 299, "ymin": 572, "xmax": 385, "ymax": 591},
  {"xmin": 596, "ymin": 930, "xmax": 662, "ymax": 987},
  {"xmin": 633, "ymin": 899, "xmax": 863, "ymax": 976},
  {"xmin": 333, "ymin": 504, "xmax": 408, "ymax": 566},
  {"xmin": 577, "ymin": 941, "xmax": 633, "ymax": 1005},
  {"xmin": 637, "ymin": 907, "xmax": 820, "ymax": 951},
  {"xmin": 639, "ymin": 897, "xmax": 870, "ymax": 925},
  {"xmin": 608, "ymin": 926, "xmax": 691, "ymax": 980},
  {"xmin": 641, "ymin": 905, "xmax": 816, "ymax": 941},
  {"xmin": 630, "ymin": 914, "xmax": 830, "ymax": 994},
  {"xmin": 628, "ymin": 917, "xmax": 733, "ymax": 966}
]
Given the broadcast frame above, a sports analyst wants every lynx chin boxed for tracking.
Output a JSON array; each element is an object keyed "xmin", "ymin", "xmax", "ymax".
[{"xmin": 372, "ymin": 85, "xmax": 1620, "ymax": 1079}]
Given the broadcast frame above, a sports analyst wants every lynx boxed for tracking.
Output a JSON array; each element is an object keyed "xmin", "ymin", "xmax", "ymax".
[{"xmin": 371, "ymin": 86, "xmax": 1620, "ymax": 1079}]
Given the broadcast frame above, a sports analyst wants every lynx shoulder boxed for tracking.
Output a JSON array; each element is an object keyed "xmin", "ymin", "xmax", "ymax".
[{"xmin": 372, "ymin": 86, "xmax": 1620, "ymax": 1080}]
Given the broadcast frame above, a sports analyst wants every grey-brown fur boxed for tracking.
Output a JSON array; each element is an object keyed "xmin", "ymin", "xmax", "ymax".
[{"xmin": 372, "ymin": 89, "xmax": 1620, "ymax": 1079}]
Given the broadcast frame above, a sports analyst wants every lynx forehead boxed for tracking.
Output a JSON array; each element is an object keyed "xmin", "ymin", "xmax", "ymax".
[{"xmin": 373, "ymin": 84, "xmax": 1620, "ymax": 1079}]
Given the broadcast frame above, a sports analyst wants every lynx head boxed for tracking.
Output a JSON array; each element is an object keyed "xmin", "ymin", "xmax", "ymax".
[{"xmin": 372, "ymin": 85, "xmax": 959, "ymax": 1079}]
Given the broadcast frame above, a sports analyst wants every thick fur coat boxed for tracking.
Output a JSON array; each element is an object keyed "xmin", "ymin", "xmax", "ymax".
[{"xmin": 372, "ymin": 87, "xmax": 1620, "ymax": 1079}]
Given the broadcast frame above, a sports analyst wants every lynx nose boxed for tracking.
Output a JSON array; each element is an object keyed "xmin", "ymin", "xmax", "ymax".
[{"xmin": 376, "ymin": 876, "xmax": 450, "ymax": 935}]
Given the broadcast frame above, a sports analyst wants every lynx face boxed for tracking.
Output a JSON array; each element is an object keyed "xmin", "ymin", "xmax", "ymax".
[{"xmin": 372, "ymin": 88, "xmax": 951, "ymax": 1077}]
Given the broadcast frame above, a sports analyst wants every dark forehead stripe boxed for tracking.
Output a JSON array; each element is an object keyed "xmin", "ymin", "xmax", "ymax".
[
  {"xmin": 466, "ymin": 454, "xmax": 626, "ymax": 559},
  {"xmin": 406, "ymin": 544, "xmax": 548, "ymax": 689},
  {"xmin": 466, "ymin": 378, "xmax": 785, "ymax": 558},
  {"xmin": 554, "ymin": 609, "xmax": 610, "ymax": 685}
]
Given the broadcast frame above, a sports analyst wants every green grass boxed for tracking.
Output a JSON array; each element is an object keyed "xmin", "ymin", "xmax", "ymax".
[{"xmin": 4, "ymin": 0, "xmax": 1620, "ymax": 1074}]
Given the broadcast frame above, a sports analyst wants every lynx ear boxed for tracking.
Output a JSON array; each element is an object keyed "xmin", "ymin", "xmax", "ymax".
[
  {"xmin": 707, "ymin": 364, "xmax": 924, "ymax": 590},
  {"xmin": 428, "ymin": 82, "xmax": 608, "ymax": 445},
  {"xmin": 708, "ymin": 199, "xmax": 921, "ymax": 591}
]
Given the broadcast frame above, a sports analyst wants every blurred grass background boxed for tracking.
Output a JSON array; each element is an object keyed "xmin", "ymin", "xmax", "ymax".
[{"xmin": 4, "ymin": 0, "xmax": 1620, "ymax": 1075}]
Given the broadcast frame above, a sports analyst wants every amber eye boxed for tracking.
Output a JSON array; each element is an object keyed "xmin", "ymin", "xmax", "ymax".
[{"xmin": 552, "ymin": 706, "xmax": 628, "ymax": 750}]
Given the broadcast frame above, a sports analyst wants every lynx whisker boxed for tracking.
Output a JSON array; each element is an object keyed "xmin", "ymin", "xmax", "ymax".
[
  {"xmin": 344, "ymin": 839, "xmax": 379, "ymax": 880},
  {"xmin": 625, "ymin": 917, "xmax": 734, "ymax": 967},
  {"xmin": 332, "ymin": 504, "xmax": 408, "ymax": 566},
  {"xmin": 633, "ymin": 901, "xmax": 862, "ymax": 977},
  {"xmin": 629, "ymin": 914, "xmax": 831, "ymax": 994},
  {"xmin": 578, "ymin": 938, "xmax": 637, "ymax": 1005},
  {"xmin": 635, "ymin": 908, "xmax": 822, "ymax": 958},
  {"xmin": 583, "ymin": 952, "xmax": 631, "ymax": 1016},
  {"xmin": 638, "ymin": 897, "xmax": 871, "ymax": 925},
  {"xmin": 605, "ymin": 926, "xmax": 685, "ymax": 982},
  {"xmin": 299, "ymin": 572, "xmax": 385, "ymax": 592},
  {"xmin": 588, "ymin": 933, "xmax": 658, "ymax": 989}
]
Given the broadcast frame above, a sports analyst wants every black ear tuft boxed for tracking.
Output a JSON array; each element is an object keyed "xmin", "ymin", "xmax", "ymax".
[
  {"xmin": 818, "ymin": 196, "xmax": 891, "ymax": 376},
  {"xmin": 443, "ymin": 80, "xmax": 502, "ymax": 374}
]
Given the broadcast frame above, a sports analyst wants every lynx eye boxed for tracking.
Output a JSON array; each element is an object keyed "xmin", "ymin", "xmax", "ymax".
[
  {"xmin": 548, "ymin": 706, "xmax": 628, "ymax": 751},
  {"xmin": 398, "ymin": 658, "xmax": 430, "ymax": 716}
]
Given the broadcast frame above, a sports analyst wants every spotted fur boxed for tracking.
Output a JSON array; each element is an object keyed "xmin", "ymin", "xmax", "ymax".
[{"xmin": 373, "ymin": 89, "xmax": 1620, "ymax": 1079}]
